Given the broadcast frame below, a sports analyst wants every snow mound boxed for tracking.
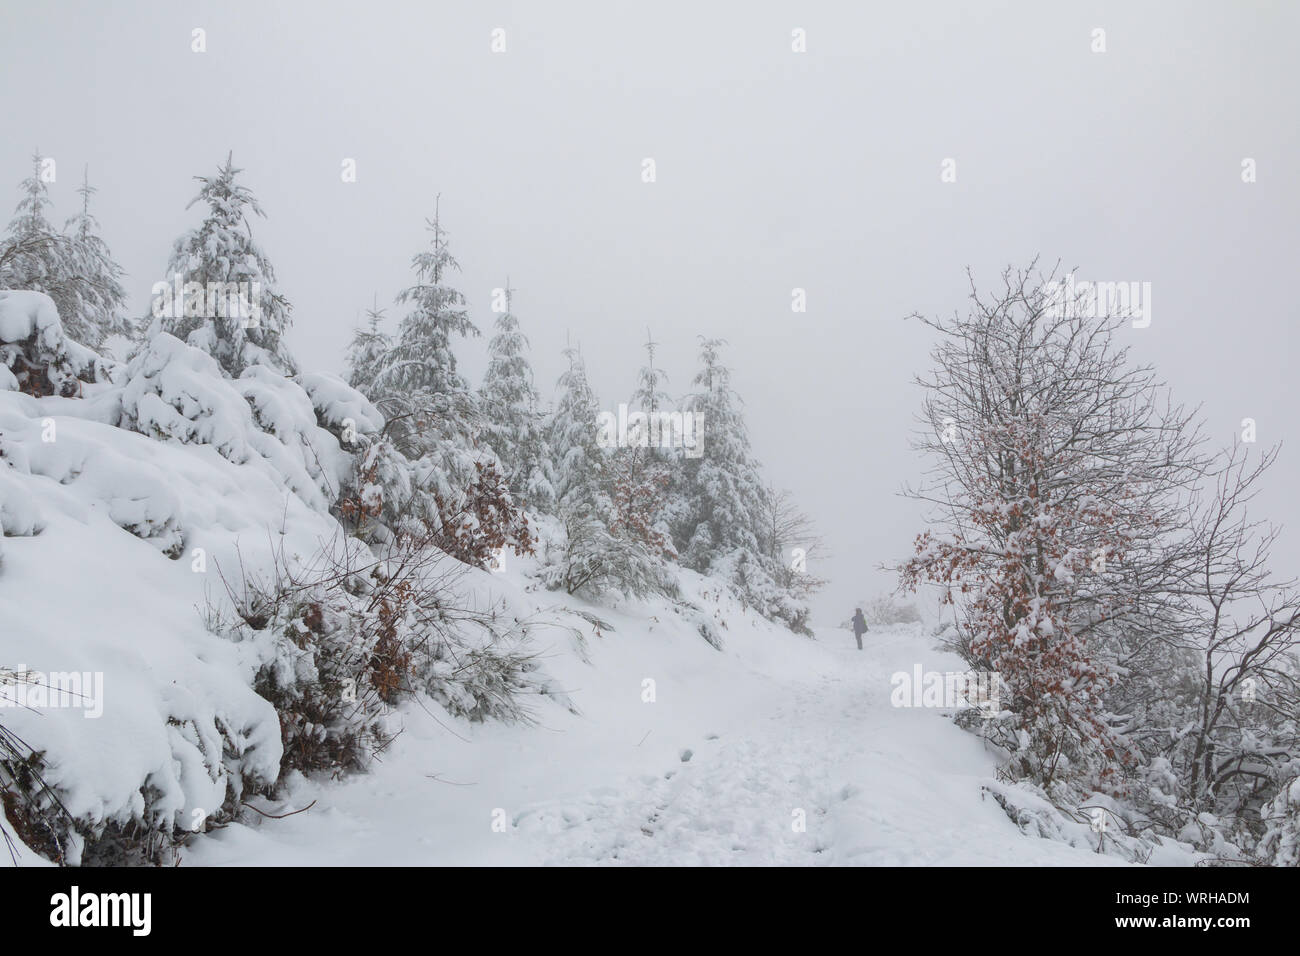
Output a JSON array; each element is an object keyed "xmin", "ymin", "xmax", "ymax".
[
  {"xmin": 0, "ymin": 290, "xmax": 118, "ymax": 396},
  {"xmin": 117, "ymin": 333, "xmax": 362, "ymax": 513}
]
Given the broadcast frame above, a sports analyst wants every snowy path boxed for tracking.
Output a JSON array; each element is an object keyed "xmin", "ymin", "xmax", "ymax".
[{"xmin": 190, "ymin": 625, "xmax": 1122, "ymax": 866}]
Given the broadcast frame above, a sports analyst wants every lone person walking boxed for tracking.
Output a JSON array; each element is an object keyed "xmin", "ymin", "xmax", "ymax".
[{"xmin": 851, "ymin": 608, "xmax": 868, "ymax": 650}]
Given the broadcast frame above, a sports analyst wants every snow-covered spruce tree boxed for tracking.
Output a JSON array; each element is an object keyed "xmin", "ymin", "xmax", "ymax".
[
  {"xmin": 631, "ymin": 327, "xmax": 673, "ymax": 417},
  {"xmin": 623, "ymin": 328, "xmax": 679, "ymax": 558},
  {"xmin": 540, "ymin": 344, "xmax": 664, "ymax": 598},
  {"xmin": 1, "ymin": 151, "xmax": 83, "ymax": 340},
  {"xmin": 367, "ymin": 208, "xmax": 479, "ymax": 479},
  {"xmin": 360, "ymin": 208, "xmax": 531, "ymax": 568},
  {"xmin": 675, "ymin": 337, "xmax": 757, "ymax": 567},
  {"xmin": 899, "ymin": 262, "xmax": 1207, "ymax": 797},
  {"xmin": 676, "ymin": 336, "xmax": 811, "ymax": 632},
  {"xmin": 61, "ymin": 168, "xmax": 131, "ymax": 351},
  {"xmin": 371, "ymin": 209, "xmax": 476, "ymax": 396},
  {"xmin": 344, "ymin": 295, "xmax": 392, "ymax": 395},
  {"xmin": 151, "ymin": 153, "xmax": 295, "ymax": 377},
  {"xmin": 478, "ymin": 284, "xmax": 552, "ymax": 511}
]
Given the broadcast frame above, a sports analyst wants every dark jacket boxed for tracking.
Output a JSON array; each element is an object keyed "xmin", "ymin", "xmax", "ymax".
[{"xmin": 852, "ymin": 611, "xmax": 868, "ymax": 636}]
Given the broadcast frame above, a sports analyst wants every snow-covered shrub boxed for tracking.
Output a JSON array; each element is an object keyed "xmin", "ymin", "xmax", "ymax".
[
  {"xmin": 431, "ymin": 459, "xmax": 535, "ymax": 571},
  {"xmin": 980, "ymin": 779, "xmax": 1204, "ymax": 864},
  {"xmin": 119, "ymin": 332, "xmax": 355, "ymax": 514},
  {"xmin": 539, "ymin": 505, "xmax": 672, "ymax": 601},
  {"xmin": 1260, "ymin": 776, "xmax": 1300, "ymax": 866},
  {"xmin": 857, "ymin": 594, "xmax": 923, "ymax": 627},
  {"xmin": 0, "ymin": 716, "xmax": 70, "ymax": 862},
  {"xmin": 720, "ymin": 549, "xmax": 813, "ymax": 636},
  {"xmin": 300, "ymin": 370, "xmax": 384, "ymax": 443},
  {"xmin": 207, "ymin": 526, "xmax": 540, "ymax": 783},
  {"xmin": 0, "ymin": 290, "xmax": 116, "ymax": 397}
]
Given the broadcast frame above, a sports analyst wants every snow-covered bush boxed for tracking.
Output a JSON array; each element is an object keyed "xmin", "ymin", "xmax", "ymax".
[
  {"xmin": 539, "ymin": 506, "xmax": 672, "ymax": 601},
  {"xmin": 0, "ymin": 290, "xmax": 116, "ymax": 397},
  {"xmin": 205, "ymin": 520, "xmax": 541, "ymax": 784},
  {"xmin": 1260, "ymin": 776, "xmax": 1300, "ymax": 866},
  {"xmin": 856, "ymin": 594, "xmax": 923, "ymax": 627}
]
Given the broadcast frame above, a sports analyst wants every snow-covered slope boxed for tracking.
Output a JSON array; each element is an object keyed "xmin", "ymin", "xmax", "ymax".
[{"xmin": 0, "ymin": 291, "xmax": 369, "ymax": 863}]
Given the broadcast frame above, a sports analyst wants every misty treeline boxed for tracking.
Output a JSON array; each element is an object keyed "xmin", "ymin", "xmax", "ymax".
[
  {"xmin": 0, "ymin": 150, "xmax": 822, "ymax": 628},
  {"xmin": 901, "ymin": 262, "xmax": 1300, "ymax": 863}
]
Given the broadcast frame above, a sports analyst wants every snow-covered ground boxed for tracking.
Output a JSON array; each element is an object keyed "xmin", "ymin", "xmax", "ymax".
[{"xmin": 186, "ymin": 618, "xmax": 1126, "ymax": 866}]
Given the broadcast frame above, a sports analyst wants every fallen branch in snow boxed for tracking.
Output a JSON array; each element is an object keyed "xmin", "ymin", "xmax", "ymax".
[{"xmin": 240, "ymin": 799, "xmax": 317, "ymax": 820}]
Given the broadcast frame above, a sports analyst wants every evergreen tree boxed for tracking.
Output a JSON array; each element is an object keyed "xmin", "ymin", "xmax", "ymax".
[
  {"xmin": 345, "ymin": 294, "xmax": 392, "ymax": 394},
  {"xmin": 1, "ymin": 150, "xmax": 80, "ymax": 335},
  {"xmin": 372, "ymin": 204, "xmax": 478, "ymax": 398},
  {"xmin": 540, "ymin": 344, "xmax": 665, "ymax": 597},
  {"xmin": 630, "ymin": 327, "xmax": 672, "ymax": 414},
  {"xmin": 479, "ymin": 281, "xmax": 547, "ymax": 505},
  {"xmin": 368, "ymin": 204, "xmax": 481, "ymax": 483},
  {"xmin": 154, "ymin": 153, "xmax": 295, "ymax": 376},
  {"xmin": 677, "ymin": 336, "xmax": 769, "ymax": 571},
  {"xmin": 674, "ymin": 336, "xmax": 810, "ymax": 630},
  {"xmin": 62, "ymin": 167, "xmax": 130, "ymax": 351},
  {"xmin": 622, "ymin": 328, "xmax": 676, "ymax": 554},
  {"xmin": 549, "ymin": 344, "xmax": 606, "ymax": 512},
  {"xmin": 347, "ymin": 205, "xmax": 535, "ymax": 573}
]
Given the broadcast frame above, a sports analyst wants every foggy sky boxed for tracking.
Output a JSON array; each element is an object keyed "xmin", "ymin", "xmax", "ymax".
[{"xmin": 3, "ymin": 0, "xmax": 1297, "ymax": 624}]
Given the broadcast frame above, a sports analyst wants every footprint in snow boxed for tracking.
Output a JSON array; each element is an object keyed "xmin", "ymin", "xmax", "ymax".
[{"xmin": 679, "ymin": 748, "xmax": 694, "ymax": 762}]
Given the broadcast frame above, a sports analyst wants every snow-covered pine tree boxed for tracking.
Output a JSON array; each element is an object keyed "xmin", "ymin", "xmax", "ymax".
[
  {"xmin": 549, "ymin": 343, "xmax": 606, "ymax": 515},
  {"xmin": 1, "ymin": 151, "xmax": 82, "ymax": 338},
  {"xmin": 353, "ymin": 205, "xmax": 533, "ymax": 567},
  {"xmin": 345, "ymin": 294, "xmax": 392, "ymax": 395},
  {"xmin": 616, "ymin": 328, "xmax": 677, "ymax": 558},
  {"xmin": 676, "ymin": 336, "xmax": 767, "ymax": 570},
  {"xmin": 62, "ymin": 167, "xmax": 131, "ymax": 351},
  {"xmin": 368, "ymin": 204, "xmax": 481, "ymax": 478},
  {"xmin": 630, "ymin": 327, "xmax": 672, "ymax": 417},
  {"xmin": 152, "ymin": 153, "xmax": 295, "ymax": 377},
  {"xmin": 541, "ymin": 344, "xmax": 663, "ymax": 597},
  {"xmin": 478, "ymin": 281, "xmax": 550, "ymax": 509},
  {"xmin": 674, "ymin": 336, "xmax": 811, "ymax": 631},
  {"xmin": 373, "ymin": 205, "xmax": 477, "ymax": 398}
]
